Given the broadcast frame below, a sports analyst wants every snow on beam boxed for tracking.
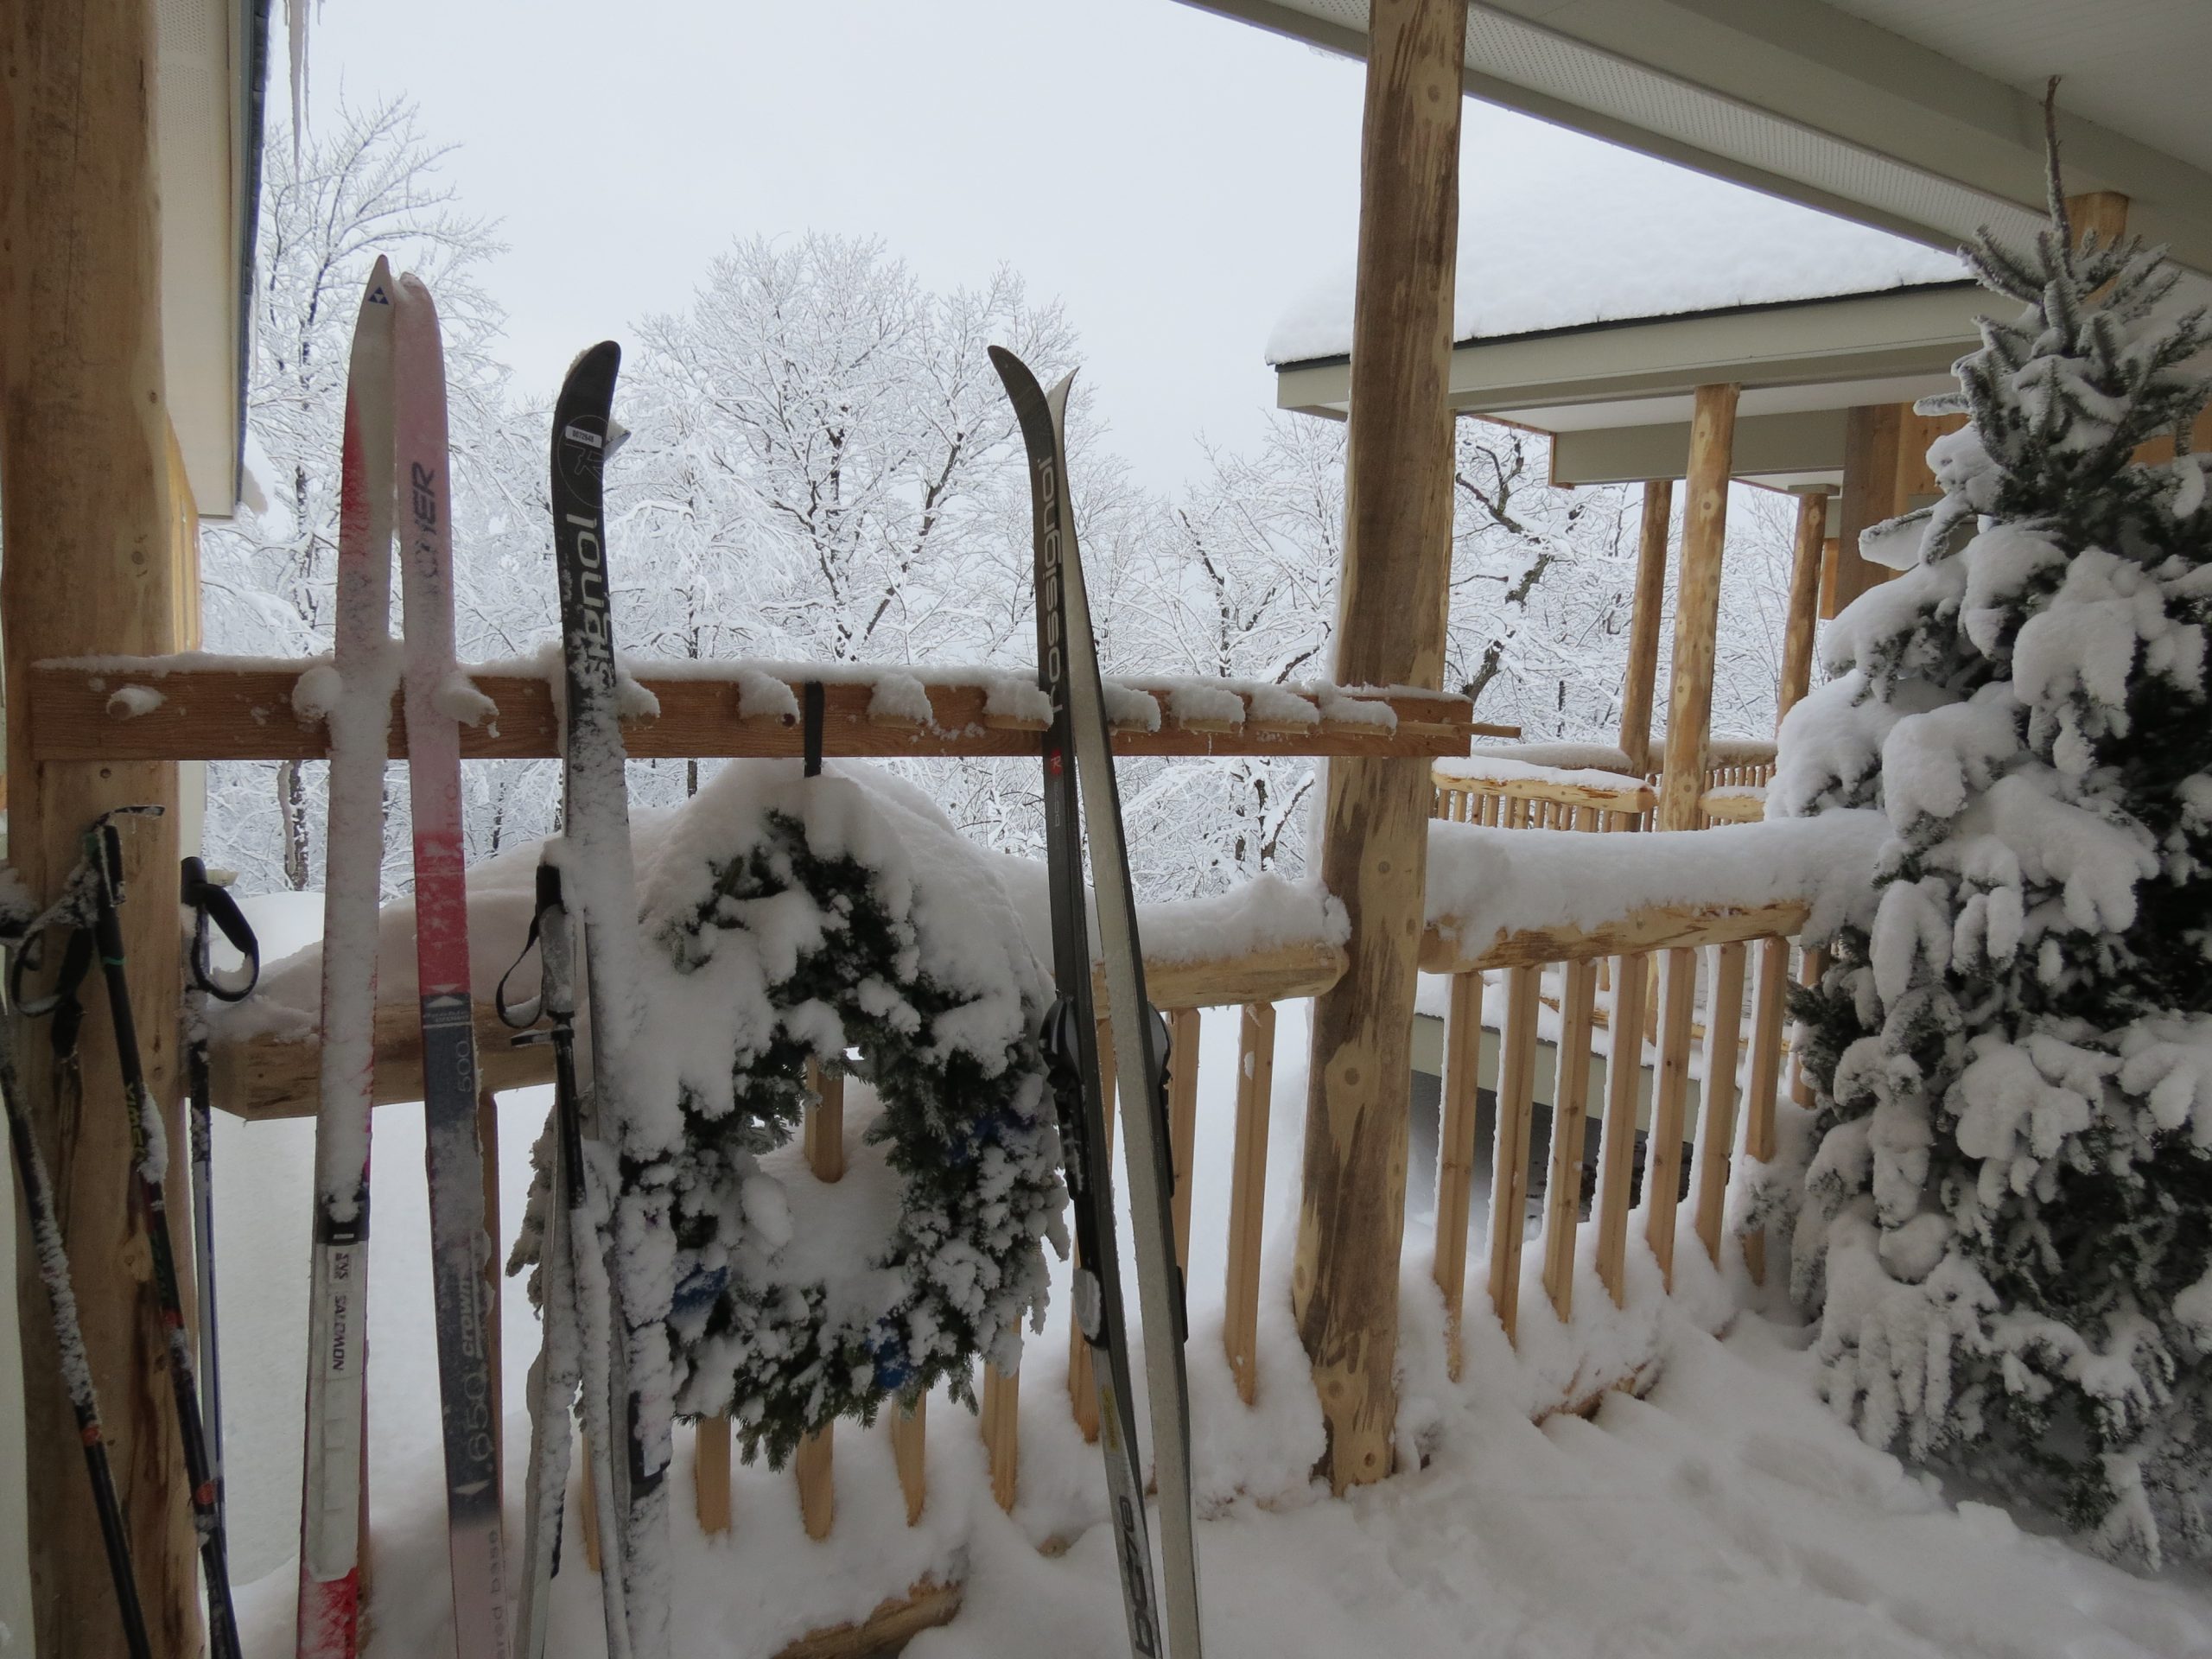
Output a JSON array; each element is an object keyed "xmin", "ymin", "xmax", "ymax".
[
  {"xmin": 29, "ymin": 657, "xmax": 1479, "ymax": 761},
  {"xmin": 1420, "ymin": 897, "xmax": 1808, "ymax": 976}
]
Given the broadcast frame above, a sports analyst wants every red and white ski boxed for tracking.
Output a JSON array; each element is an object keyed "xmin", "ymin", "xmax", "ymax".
[
  {"xmin": 297, "ymin": 257, "xmax": 398, "ymax": 1659},
  {"xmin": 394, "ymin": 272, "xmax": 512, "ymax": 1659}
]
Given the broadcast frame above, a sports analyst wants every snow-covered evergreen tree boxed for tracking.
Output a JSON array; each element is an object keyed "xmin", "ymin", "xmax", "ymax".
[{"xmin": 1777, "ymin": 152, "xmax": 2212, "ymax": 1562}]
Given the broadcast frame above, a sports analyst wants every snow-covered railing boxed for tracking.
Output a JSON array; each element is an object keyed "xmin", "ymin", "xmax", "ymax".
[
  {"xmin": 1418, "ymin": 813, "xmax": 1879, "ymax": 1376},
  {"xmin": 30, "ymin": 653, "xmax": 1482, "ymax": 761},
  {"xmin": 1431, "ymin": 751, "xmax": 1652, "ymax": 832},
  {"xmin": 1430, "ymin": 736, "xmax": 1781, "ymax": 834}
]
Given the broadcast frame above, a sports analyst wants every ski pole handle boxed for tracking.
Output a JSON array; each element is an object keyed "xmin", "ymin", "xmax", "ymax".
[{"xmin": 181, "ymin": 857, "xmax": 260, "ymax": 1002}]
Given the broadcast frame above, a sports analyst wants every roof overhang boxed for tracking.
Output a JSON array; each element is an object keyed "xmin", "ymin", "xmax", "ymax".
[
  {"xmin": 1276, "ymin": 280, "xmax": 1988, "ymax": 486},
  {"xmin": 1179, "ymin": 0, "xmax": 2212, "ymax": 282},
  {"xmin": 156, "ymin": 0, "xmax": 268, "ymax": 520}
]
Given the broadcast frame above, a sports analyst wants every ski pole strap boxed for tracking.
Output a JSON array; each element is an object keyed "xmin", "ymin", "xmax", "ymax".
[
  {"xmin": 181, "ymin": 858, "xmax": 259, "ymax": 1003},
  {"xmin": 802, "ymin": 680, "xmax": 826, "ymax": 778},
  {"xmin": 497, "ymin": 861, "xmax": 561, "ymax": 1030}
]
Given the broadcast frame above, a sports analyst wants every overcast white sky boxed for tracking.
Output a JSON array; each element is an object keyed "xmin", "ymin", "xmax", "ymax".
[{"xmin": 292, "ymin": 0, "xmax": 1643, "ymax": 491}]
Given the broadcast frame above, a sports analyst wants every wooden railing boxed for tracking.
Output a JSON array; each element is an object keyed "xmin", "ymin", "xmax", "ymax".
[
  {"xmin": 1432, "ymin": 735, "xmax": 1779, "ymax": 834},
  {"xmin": 207, "ymin": 822, "xmax": 1834, "ymax": 1652},
  {"xmin": 1420, "ymin": 896, "xmax": 1808, "ymax": 1382}
]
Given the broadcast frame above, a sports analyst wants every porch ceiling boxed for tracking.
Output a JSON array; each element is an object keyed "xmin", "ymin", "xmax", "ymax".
[{"xmin": 1179, "ymin": 0, "xmax": 2212, "ymax": 280}]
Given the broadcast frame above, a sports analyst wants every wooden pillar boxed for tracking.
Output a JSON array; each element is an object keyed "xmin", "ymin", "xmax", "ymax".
[
  {"xmin": 1616, "ymin": 480, "xmax": 1673, "ymax": 775},
  {"xmin": 1775, "ymin": 487, "xmax": 1830, "ymax": 728},
  {"xmin": 2066, "ymin": 190, "xmax": 2130, "ymax": 250},
  {"xmin": 1293, "ymin": 0, "xmax": 1465, "ymax": 1495},
  {"xmin": 1830, "ymin": 404, "xmax": 1901, "ymax": 616},
  {"xmin": 1653, "ymin": 385, "xmax": 1738, "ymax": 832},
  {"xmin": 3, "ymin": 3, "xmax": 194, "ymax": 1653}
]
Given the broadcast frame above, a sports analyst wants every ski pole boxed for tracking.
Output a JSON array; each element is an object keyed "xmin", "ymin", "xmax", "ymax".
[
  {"xmin": 23, "ymin": 813, "xmax": 248, "ymax": 1659},
  {"xmin": 180, "ymin": 857, "xmax": 260, "ymax": 1529},
  {"xmin": 0, "ymin": 900, "xmax": 154, "ymax": 1659}
]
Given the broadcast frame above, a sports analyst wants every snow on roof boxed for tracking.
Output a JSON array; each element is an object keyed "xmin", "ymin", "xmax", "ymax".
[{"xmin": 1267, "ymin": 145, "xmax": 1969, "ymax": 365}]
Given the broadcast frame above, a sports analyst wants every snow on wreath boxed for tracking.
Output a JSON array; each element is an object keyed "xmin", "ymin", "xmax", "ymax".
[{"xmin": 515, "ymin": 760, "xmax": 1066, "ymax": 1468}]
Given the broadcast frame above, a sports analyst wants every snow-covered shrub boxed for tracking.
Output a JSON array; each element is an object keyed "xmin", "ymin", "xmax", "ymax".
[{"xmin": 1777, "ymin": 171, "xmax": 2212, "ymax": 1562}]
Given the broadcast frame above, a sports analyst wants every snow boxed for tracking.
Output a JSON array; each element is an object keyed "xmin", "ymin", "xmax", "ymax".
[
  {"xmin": 1425, "ymin": 813, "xmax": 1887, "ymax": 960},
  {"xmin": 209, "ymin": 966, "xmax": 2212, "ymax": 1659},
  {"xmin": 1267, "ymin": 153, "xmax": 1968, "ymax": 363}
]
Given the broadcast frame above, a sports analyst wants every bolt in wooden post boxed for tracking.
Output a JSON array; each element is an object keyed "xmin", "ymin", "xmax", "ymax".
[
  {"xmin": 3, "ymin": 3, "xmax": 194, "ymax": 1649},
  {"xmin": 1294, "ymin": 0, "xmax": 1467, "ymax": 1495},
  {"xmin": 1655, "ymin": 386, "xmax": 1739, "ymax": 832}
]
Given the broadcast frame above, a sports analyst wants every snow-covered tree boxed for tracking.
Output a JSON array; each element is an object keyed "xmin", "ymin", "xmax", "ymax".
[
  {"xmin": 1778, "ymin": 162, "xmax": 2212, "ymax": 1562},
  {"xmin": 201, "ymin": 99, "xmax": 518, "ymax": 893}
]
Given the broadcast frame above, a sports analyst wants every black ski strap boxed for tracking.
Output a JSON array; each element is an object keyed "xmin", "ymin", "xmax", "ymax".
[
  {"xmin": 802, "ymin": 680, "xmax": 826, "ymax": 778},
  {"xmin": 181, "ymin": 858, "xmax": 259, "ymax": 1003},
  {"xmin": 496, "ymin": 861, "xmax": 560, "ymax": 1031}
]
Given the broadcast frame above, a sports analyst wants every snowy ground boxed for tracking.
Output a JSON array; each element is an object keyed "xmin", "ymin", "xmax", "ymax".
[{"xmin": 210, "ymin": 896, "xmax": 2212, "ymax": 1658}]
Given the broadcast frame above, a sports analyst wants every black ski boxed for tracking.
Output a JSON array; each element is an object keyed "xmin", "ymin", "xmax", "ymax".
[
  {"xmin": 548, "ymin": 340, "xmax": 670, "ymax": 1659},
  {"xmin": 992, "ymin": 346, "xmax": 1203, "ymax": 1659}
]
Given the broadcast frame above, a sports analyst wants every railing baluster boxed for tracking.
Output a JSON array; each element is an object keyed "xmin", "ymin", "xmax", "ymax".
[
  {"xmin": 696, "ymin": 1415, "xmax": 732, "ymax": 1536},
  {"xmin": 1643, "ymin": 948, "xmax": 1699, "ymax": 1289},
  {"xmin": 1433, "ymin": 971, "xmax": 1484, "ymax": 1376},
  {"xmin": 1739, "ymin": 935, "xmax": 1790, "ymax": 1285},
  {"xmin": 1224, "ymin": 1002, "xmax": 1275, "ymax": 1405},
  {"xmin": 982, "ymin": 1363, "xmax": 1018, "ymax": 1511},
  {"xmin": 1692, "ymin": 942, "xmax": 1747, "ymax": 1266},
  {"xmin": 1486, "ymin": 964, "xmax": 1541, "ymax": 1346},
  {"xmin": 891, "ymin": 1397, "xmax": 927, "ymax": 1526},
  {"xmin": 1168, "ymin": 1007, "xmax": 1202, "ymax": 1270},
  {"xmin": 792, "ymin": 1058, "xmax": 844, "ymax": 1537},
  {"xmin": 1595, "ymin": 950, "xmax": 1649, "ymax": 1307},
  {"xmin": 1542, "ymin": 959, "xmax": 1599, "ymax": 1322}
]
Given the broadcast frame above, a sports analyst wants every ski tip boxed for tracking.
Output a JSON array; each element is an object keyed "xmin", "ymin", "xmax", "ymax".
[
  {"xmin": 362, "ymin": 255, "xmax": 395, "ymax": 311},
  {"xmin": 989, "ymin": 346, "xmax": 1076, "ymax": 434},
  {"xmin": 562, "ymin": 340, "xmax": 622, "ymax": 385},
  {"xmin": 395, "ymin": 269, "xmax": 439, "ymax": 319}
]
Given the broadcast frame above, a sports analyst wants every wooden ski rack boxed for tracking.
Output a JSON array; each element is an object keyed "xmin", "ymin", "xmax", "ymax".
[{"xmin": 29, "ymin": 656, "xmax": 1497, "ymax": 762}]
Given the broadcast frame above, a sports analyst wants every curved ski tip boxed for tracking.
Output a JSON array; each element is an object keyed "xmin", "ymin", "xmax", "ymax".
[
  {"xmin": 395, "ymin": 269, "xmax": 439, "ymax": 315},
  {"xmin": 361, "ymin": 254, "xmax": 396, "ymax": 310},
  {"xmin": 989, "ymin": 346, "xmax": 1077, "ymax": 422},
  {"xmin": 563, "ymin": 340, "xmax": 623, "ymax": 379}
]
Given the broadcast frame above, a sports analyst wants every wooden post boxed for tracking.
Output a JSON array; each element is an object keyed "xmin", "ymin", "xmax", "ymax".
[
  {"xmin": 1739, "ymin": 937, "xmax": 1790, "ymax": 1286},
  {"xmin": 1484, "ymin": 965, "xmax": 1541, "ymax": 1348},
  {"xmin": 1294, "ymin": 0, "xmax": 1466, "ymax": 1495},
  {"xmin": 1617, "ymin": 480, "xmax": 1673, "ymax": 776},
  {"xmin": 3, "ymin": 3, "xmax": 195, "ymax": 1651},
  {"xmin": 1644, "ymin": 949, "xmax": 1699, "ymax": 1289},
  {"xmin": 1430, "ymin": 972, "xmax": 1481, "ymax": 1377},
  {"xmin": 1167, "ymin": 1007, "xmax": 1202, "ymax": 1270},
  {"xmin": 1653, "ymin": 385, "xmax": 1738, "ymax": 832},
  {"xmin": 1692, "ymin": 943, "xmax": 1748, "ymax": 1266},
  {"xmin": 1595, "ymin": 953, "xmax": 1649, "ymax": 1308},
  {"xmin": 1776, "ymin": 488, "xmax": 1829, "ymax": 728},
  {"xmin": 889, "ymin": 1398, "xmax": 926, "ymax": 1527},
  {"xmin": 1223, "ymin": 1003, "xmax": 1276, "ymax": 1406},
  {"xmin": 1831, "ymin": 404, "xmax": 1901, "ymax": 616},
  {"xmin": 981, "ymin": 1364, "xmax": 1018, "ymax": 1512},
  {"xmin": 2065, "ymin": 190, "xmax": 2130, "ymax": 250},
  {"xmin": 694, "ymin": 1415, "xmax": 732, "ymax": 1535},
  {"xmin": 1541, "ymin": 960, "xmax": 1599, "ymax": 1322}
]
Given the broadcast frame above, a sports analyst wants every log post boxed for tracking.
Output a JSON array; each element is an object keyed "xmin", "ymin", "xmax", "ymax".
[
  {"xmin": 1293, "ymin": 0, "xmax": 1465, "ymax": 1494},
  {"xmin": 1653, "ymin": 386, "xmax": 1738, "ymax": 832},
  {"xmin": 1775, "ymin": 486, "xmax": 1830, "ymax": 728},
  {"xmin": 3, "ymin": 3, "xmax": 194, "ymax": 1653},
  {"xmin": 1617, "ymin": 480, "xmax": 1673, "ymax": 776},
  {"xmin": 1830, "ymin": 404, "xmax": 1901, "ymax": 616}
]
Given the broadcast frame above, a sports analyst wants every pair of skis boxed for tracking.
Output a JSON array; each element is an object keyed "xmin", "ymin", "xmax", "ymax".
[
  {"xmin": 505, "ymin": 340, "xmax": 671, "ymax": 1659},
  {"xmin": 992, "ymin": 348, "xmax": 1205, "ymax": 1659},
  {"xmin": 297, "ymin": 259, "xmax": 510, "ymax": 1659}
]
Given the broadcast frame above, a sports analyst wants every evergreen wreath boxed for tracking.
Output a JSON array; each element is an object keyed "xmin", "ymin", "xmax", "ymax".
[{"xmin": 639, "ymin": 763, "xmax": 1065, "ymax": 1469}]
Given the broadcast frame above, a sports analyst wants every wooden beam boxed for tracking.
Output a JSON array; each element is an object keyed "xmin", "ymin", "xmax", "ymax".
[
  {"xmin": 1294, "ymin": 0, "xmax": 1467, "ymax": 1495},
  {"xmin": 211, "ymin": 939, "xmax": 1348, "ymax": 1121},
  {"xmin": 3, "ymin": 3, "xmax": 197, "ymax": 1651},
  {"xmin": 1617, "ymin": 480, "xmax": 1673, "ymax": 775},
  {"xmin": 2065, "ymin": 190, "xmax": 2130, "ymax": 250},
  {"xmin": 1421, "ymin": 899, "xmax": 1809, "ymax": 977},
  {"xmin": 1433, "ymin": 767, "xmax": 1654, "ymax": 817},
  {"xmin": 1654, "ymin": 385, "xmax": 1738, "ymax": 831},
  {"xmin": 28, "ymin": 659, "xmax": 1477, "ymax": 763},
  {"xmin": 1777, "ymin": 488, "xmax": 1829, "ymax": 727}
]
